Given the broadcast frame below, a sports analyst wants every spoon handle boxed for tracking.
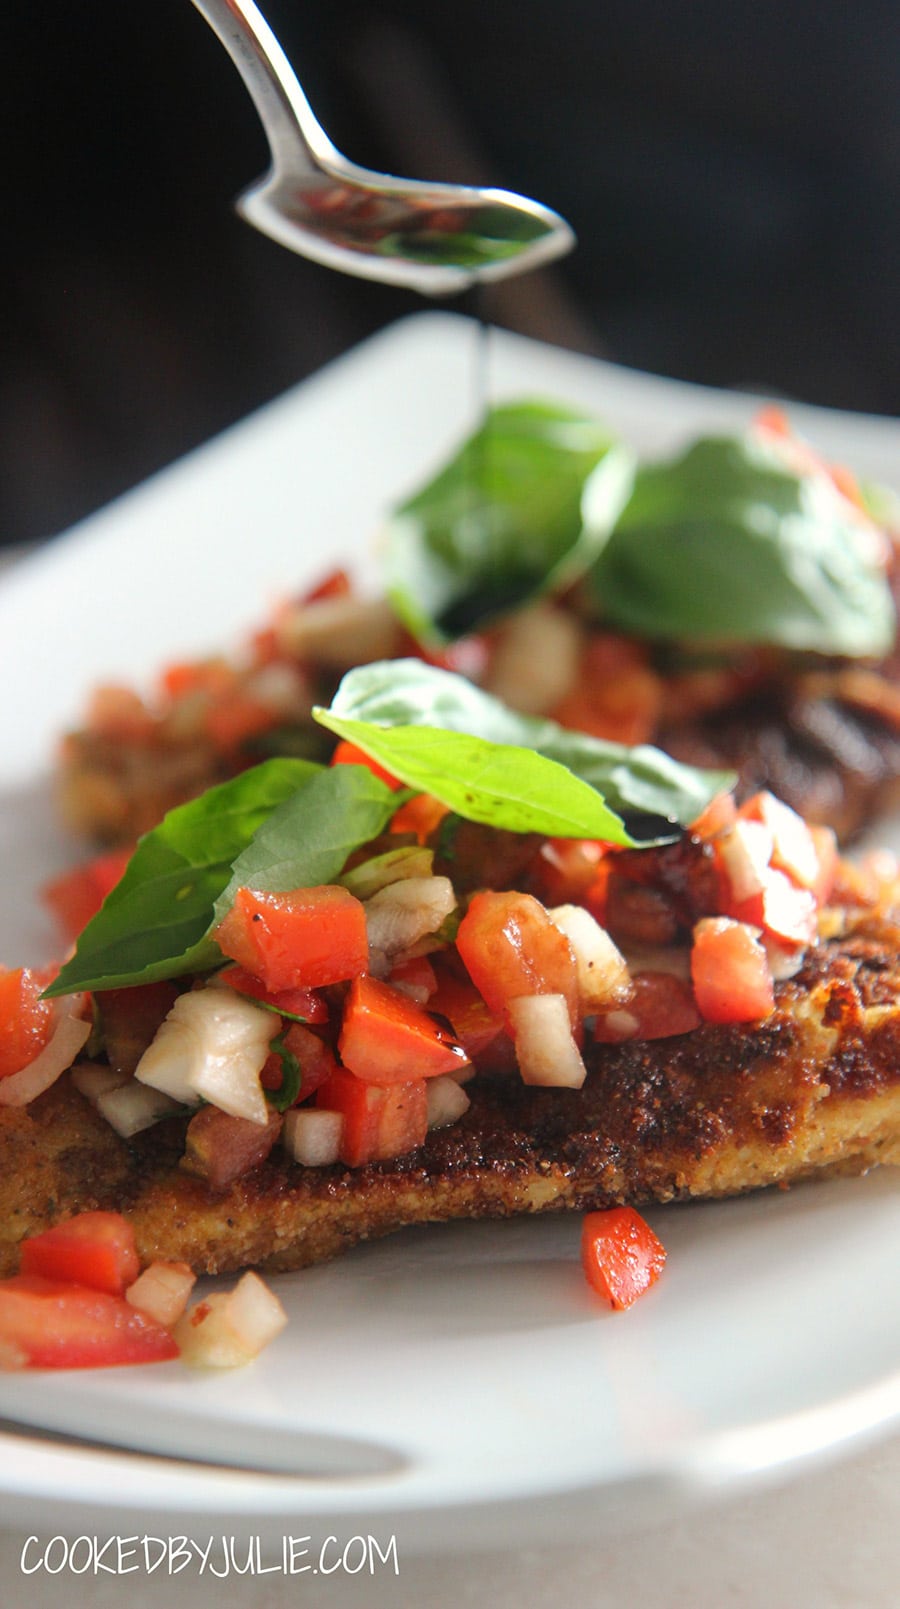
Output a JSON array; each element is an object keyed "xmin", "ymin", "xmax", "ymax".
[{"xmin": 189, "ymin": 0, "xmax": 338, "ymax": 180}]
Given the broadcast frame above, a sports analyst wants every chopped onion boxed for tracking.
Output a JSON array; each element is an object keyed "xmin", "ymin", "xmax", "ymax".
[
  {"xmin": 484, "ymin": 603, "xmax": 585, "ymax": 715},
  {"xmin": 548, "ymin": 905, "xmax": 631, "ymax": 1009},
  {"xmin": 126, "ymin": 1262, "xmax": 196, "ymax": 1327},
  {"xmin": 0, "ymin": 1005, "xmax": 90, "ymax": 1107},
  {"xmin": 276, "ymin": 593, "xmax": 400, "ymax": 667},
  {"xmin": 283, "ymin": 1107, "xmax": 343, "ymax": 1167},
  {"xmin": 426, "ymin": 1075, "xmax": 471, "ymax": 1130},
  {"xmin": 174, "ymin": 1272, "xmax": 287, "ymax": 1369},
  {"xmin": 507, "ymin": 994, "xmax": 587, "ymax": 1089},
  {"xmin": 364, "ymin": 876, "xmax": 457, "ymax": 959},
  {"xmin": 96, "ymin": 1081, "xmax": 184, "ymax": 1138},
  {"xmin": 135, "ymin": 987, "xmax": 273, "ymax": 1125},
  {"xmin": 71, "ymin": 1062, "xmax": 131, "ymax": 1102}
]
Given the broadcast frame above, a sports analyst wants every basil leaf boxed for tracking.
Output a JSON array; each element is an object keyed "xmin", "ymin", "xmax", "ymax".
[
  {"xmin": 266, "ymin": 1033, "xmax": 303, "ymax": 1111},
  {"xmin": 384, "ymin": 401, "xmax": 635, "ymax": 642},
  {"xmin": 47, "ymin": 761, "xmax": 399, "ymax": 996},
  {"xmin": 591, "ymin": 434, "xmax": 895, "ymax": 655},
  {"xmin": 213, "ymin": 765, "xmax": 401, "ymax": 923},
  {"xmin": 314, "ymin": 660, "xmax": 733, "ymax": 842},
  {"xmin": 47, "ymin": 759, "xmax": 322, "ymax": 996}
]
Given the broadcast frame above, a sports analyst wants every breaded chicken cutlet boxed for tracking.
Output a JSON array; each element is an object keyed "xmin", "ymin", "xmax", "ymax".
[{"xmin": 2, "ymin": 902, "xmax": 898, "ymax": 1281}]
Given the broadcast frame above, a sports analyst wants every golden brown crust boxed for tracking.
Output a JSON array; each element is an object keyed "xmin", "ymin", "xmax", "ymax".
[{"xmin": 2, "ymin": 909, "xmax": 899, "ymax": 1278}]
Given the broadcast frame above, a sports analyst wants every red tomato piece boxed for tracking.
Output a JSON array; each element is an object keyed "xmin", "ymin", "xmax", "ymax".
[
  {"xmin": 427, "ymin": 962, "xmax": 506, "ymax": 1061},
  {"xmin": 691, "ymin": 917, "xmax": 775, "ymax": 1023},
  {"xmin": 580, "ymin": 1207, "xmax": 667, "ymax": 1310},
  {"xmin": 730, "ymin": 867, "xmax": 818, "ymax": 947},
  {"xmin": 338, "ymin": 975, "xmax": 469, "ymax": 1085},
  {"xmin": 316, "ymin": 1066, "xmax": 428, "ymax": 1166},
  {"xmin": 214, "ymin": 885, "xmax": 369, "ymax": 992},
  {"xmin": 218, "ymin": 965, "xmax": 328, "ymax": 1023},
  {"xmin": 20, "ymin": 1211, "xmax": 141, "ymax": 1296},
  {"xmin": 0, "ymin": 969, "xmax": 56, "ymax": 1080},
  {"xmin": 97, "ymin": 981, "xmax": 180, "ymax": 1078},
  {"xmin": 330, "ymin": 740, "xmax": 402, "ymax": 790},
  {"xmin": 455, "ymin": 890, "xmax": 579, "ymax": 1029},
  {"xmin": 688, "ymin": 790, "xmax": 738, "ymax": 842},
  {"xmin": 42, "ymin": 849, "xmax": 132, "ymax": 943},
  {"xmin": 0, "ymin": 1275, "xmax": 178, "ymax": 1369},
  {"xmin": 737, "ymin": 791, "xmax": 821, "ymax": 890},
  {"xmin": 594, "ymin": 971, "xmax": 701, "ymax": 1043},
  {"xmin": 260, "ymin": 1022, "xmax": 338, "ymax": 1102}
]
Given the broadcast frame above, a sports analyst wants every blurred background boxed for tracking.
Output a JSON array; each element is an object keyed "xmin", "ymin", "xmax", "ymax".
[{"xmin": 4, "ymin": 0, "xmax": 898, "ymax": 548}]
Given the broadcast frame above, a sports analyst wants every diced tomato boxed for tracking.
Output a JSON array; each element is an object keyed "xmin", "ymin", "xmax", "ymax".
[
  {"xmin": 534, "ymin": 838, "xmax": 607, "ymax": 906},
  {"xmin": 688, "ymin": 790, "xmax": 738, "ymax": 842},
  {"xmin": 260, "ymin": 1022, "xmax": 337, "ymax": 1102},
  {"xmin": 181, "ymin": 1105, "xmax": 282, "ymax": 1190},
  {"xmin": 388, "ymin": 955, "xmax": 438, "ymax": 1003},
  {"xmin": 594, "ymin": 972, "xmax": 700, "ymax": 1043},
  {"xmin": 0, "ymin": 1275, "xmax": 178, "ymax": 1369},
  {"xmin": 712, "ymin": 818, "xmax": 774, "ymax": 906},
  {"xmin": 388, "ymin": 793, "xmax": 449, "ymax": 843},
  {"xmin": 737, "ymin": 791, "xmax": 821, "ymax": 890},
  {"xmin": 316, "ymin": 1066, "xmax": 428, "ymax": 1167},
  {"xmin": 96, "ymin": 980, "xmax": 181, "ymax": 1077},
  {"xmin": 552, "ymin": 635, "xmax": 661, "ymax": 746},
  {"xmin": 299, "ymin": 567, "xmax": 352, "ymax": 604},
  {"xmin": 204, "ymin": 694, "xmax": 274, "ymax": 752},
  {"xmin": 730, "ymin": 867, "xmax": 818, "ymax": 947},
  {"xmin": 580, "ymin": 1207, "xmax": 667, "ymax": 1310},
  {"xmin": 158, "ymin": 657, "xmax": 235, "ymax": 702},
  {"xmin": 455, "ymin": 890, "xmax": 580, "ymax": 1029},
  {"xmin": 0, "ymin": 969, "xmax": 56, "ymax": 1080},
  {"xmin": 19, "ymin": 1211, "xmax": 140, "ymax": 1296},
  {"xmin": 330, "ymin": 740, "xmax": 402, "ymax": 789},
  {"xmin": 691, "ymin": 917, "xmax": 775, "ymax": 1023},
  {"xmin": 214, "ymin": 884, "xmax": 369, "ymax": 992},
  {"xmin": 42, "ymin": 849, "xmax": 132, "ymax": 943},
  {"xmin": 218, "ymin": 965, "xmax": 328, "ymax": 1023},
  {"xmin": 338, "ymin": 975, "xmax": 469, "ymax": 1085},
  {"xmin": 427, "ymin": 961, "xmax": 508, "ymax": 1063}
]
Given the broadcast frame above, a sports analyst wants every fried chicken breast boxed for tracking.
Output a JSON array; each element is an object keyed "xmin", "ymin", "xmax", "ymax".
[{"xmin": 2, "ymin": 906, "xmax": 898, "ymax": 1280}]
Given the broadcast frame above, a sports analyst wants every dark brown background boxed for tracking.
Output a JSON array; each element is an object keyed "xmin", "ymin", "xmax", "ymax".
[{"xmin": 3, "ymin": 1, "xmax": 898, "ymax": 547}]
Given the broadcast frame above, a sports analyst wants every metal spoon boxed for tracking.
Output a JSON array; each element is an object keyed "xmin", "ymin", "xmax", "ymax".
[{"xmin": 190, "ymin": 0, "xmax": 575, "ymax": 296}]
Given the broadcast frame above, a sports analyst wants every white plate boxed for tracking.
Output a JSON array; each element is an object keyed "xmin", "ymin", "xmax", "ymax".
[{"xmin": 1, "ymin": 311, "xmax": 899, "ymax": 1551}]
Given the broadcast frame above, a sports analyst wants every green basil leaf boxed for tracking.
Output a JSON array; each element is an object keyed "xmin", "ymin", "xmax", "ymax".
[
  {"xmin": 314, "ymin": 660, "xmax": 734, "ymax": 842},
  {"xmin": 47, "ymin": 759, "xmax": 323, "ymax": 996},
  {"xmin": 47, "ymin": 761, "xmax": 399, "ymax": 996},
  {"xmin": 384, "ymin": 401, "xmax": 635, "ymax": 642},
  {"xmin": 266, "ymin": 1033, "xmax": 303, "ymax": 1111},
  {"xmin": 212, "ymin": 765, "xmax": 402, "ymax": 924},
  {"xmin": 591, "ymin": 434, "xmax": 895, "ymax": 655}
]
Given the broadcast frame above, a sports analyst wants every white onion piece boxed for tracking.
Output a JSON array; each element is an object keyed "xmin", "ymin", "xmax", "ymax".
[
  {"xmin": 548, "ymin": 905, "xmax": 631, "ymax": 1009},
  {"xmin": 126, "ymin": 1262, "xmax": 196, "ymax": 1327},
  {"xmin": 0, "ymin": 1007, "xmax": 90, "ymax": 1107},
  {"xmin": 507, "ymin": 994, "xmax": 587, "ymax": 1089},
  {"xmin": 174, "ymin": 1272, "xmax": 287, "ymax": 1368},
  {"xmin": 96, "ymin": 1081, "xmax": 184, "ymax": 1138},
  {"xmin": 135, "ymin": 987, "xmax": 273, "ymax": 1125},
  {"xmin": 283, "ymin": 1107, "xmax": 343, "ymax": 1167},
  {"xmin": 426, "ymin": 1075, "xmax": 471, "ymax": 1129},
  {"xmin": 364, "ymin": 876, "xmax": 456, "ymax": 959},
  {"xmin": 71, "ymin": 1063, "xmax": 131, "ymax": 1102}
]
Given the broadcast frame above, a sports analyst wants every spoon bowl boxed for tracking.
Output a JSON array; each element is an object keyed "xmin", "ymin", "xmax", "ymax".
[{"xmin": 191, "ymin": 0, "xmax": 575, "ymax": 295}]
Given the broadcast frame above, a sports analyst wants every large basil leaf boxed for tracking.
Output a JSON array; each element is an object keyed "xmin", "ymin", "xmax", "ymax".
[
  {"xmin": 47, "ymin": 761, "xmax": 398, "ymax": 995},
  {"xmin": 591, "ymin": 434, "xmax": 895, "ymax": 655},
  {"xmin": 384, "ymin": 401, "xmax": 635, "ymax": 642},
  {"xmin": 314, "ymin": 660, "xmax": 734, "ymax": 840}
]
